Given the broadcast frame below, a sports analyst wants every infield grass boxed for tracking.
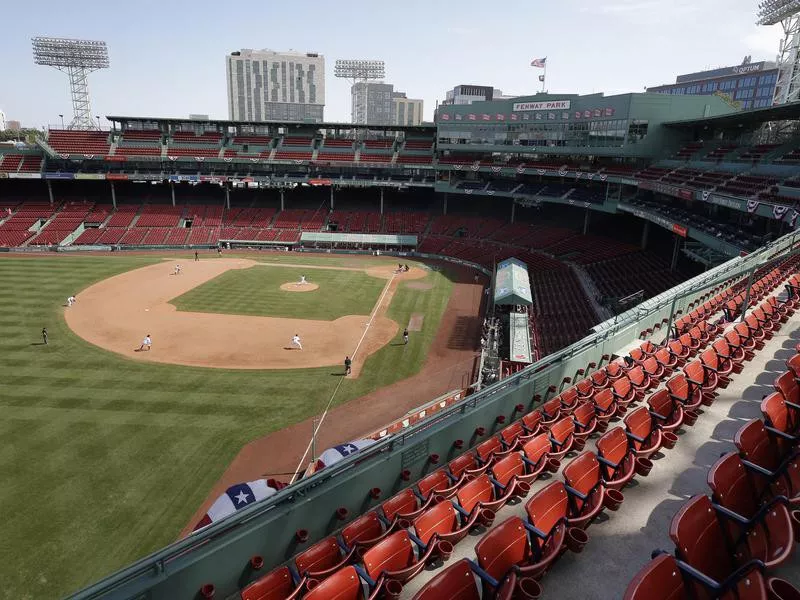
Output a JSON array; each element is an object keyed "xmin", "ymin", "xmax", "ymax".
[
  {"xmin": 0, "ymin": 253, "xmax": 453, "ymax": 600},
  {"xmin": 171, "ymin": 265, "xmax": 386, "ymax": 320}
]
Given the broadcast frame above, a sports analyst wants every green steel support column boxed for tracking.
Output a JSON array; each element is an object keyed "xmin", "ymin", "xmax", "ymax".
[
  {"xmin": 583, "ymin": 208, "xmax": 590, "ymax": 235},
  {"xmin": 380, "ymin": 187, "xmax": 384, "ymax": 214},
  {"xmin": 280, "ymin": 189, "xmax": 285, "ymax": 212},
  {"xmin": 641, "ymin": 221, "xmax": 650, "ymax": 249},
  {"xmin": 671, "ymin": 234, "xmax": 681, "ymax": 271},
  {"xmin": 170, "ymin": 183, "xmax": 175, "ymax": 207},
  {"xmin": 444, "ymin": 193, "xmax": 448, "ymax": 215},
  {"xmin": 110, "ymin": 182, "xmax": 116, "ymax": 210},
  {"xmin": 663, "ymin": 294, "xmax": 679, "ymax": 343},
  {"xmin": 47, "ymin": 180, "xmax": 54, "ymax": 205},
  {"xmin": 225, "ymin": 186, "xmax": 230, "ymax": 211},
  {"xmin": 511, "ymin": 200, "xmax": 516, "ymax": 224},
  {"xmin": 330, "ymin": 185, "xmax": 334, "ymax": 211}
]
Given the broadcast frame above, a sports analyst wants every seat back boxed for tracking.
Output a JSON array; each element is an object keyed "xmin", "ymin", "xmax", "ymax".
[
  {"xmin": 594, "ymin": 388, "xmax": 615, "ymax": 413},
  {"xmin": 295, "ymin": 536, "xmax": 342, "ymax": 576},
  {"xmin": 712, "ymin": 338, "xmax": 732, "ymax": 359},
  {"xmin": 456, "ymin": 474, "xmax": 494, "ymax": 514},
  {"xmin": 607, "ymin": 361, "xmax": 624, "ymax": 379},
  {"xmin": 775, "ymin": 371, "xmax": 799, "ymax": 405},
  {"xmin": 491, "ymin": 452, "xmax": 525, "ymax": 487},
  {"xmin": 560, "ymin": 386, "xmax": 579, "ymax": 410},
  {"xmin": 522, "ymin": 433, "xmax": 550, "ymax": 465},
  {"xmin": 630, "ymin": 348, "xmax": 646, "ymax": 363},
  {"xmin": 449, "ymin": 452, "xmax": 479, "ymax": 479},
  {"xmin": 628, "ymin": 365, "xmax": 647, "ymax": 387},
  {"xmin": 679, "ymin": 333, "xmax": 696, "ymax": 349},
  {"xmin": 549, "ymin": 416, "xmax": 574, "ymax": 446},
  {"xmin": 341, "ymin": 511, "xmax": 383, "ymax": 547},
  {"xmin": 500, "ymin": 421, "xmax": 524, "ymax": 446},
  {"xmin": 700, "ymin": 348, "xmax": 720, "ymax": 372},
  {"xmin": 525, "ymin": 481, "xmax": 569, "ymax": 535},
  {"xmin": 648, "ymin": 389, "xmax": 674, "ymax": 421},
  {"xmin": 413, "ymin": 500, "xmax": 458, "ymax": 545},
  {"xmin": 573, "ymin": 401, "xmax": 595, "ymax": 427},
  {"xmin": 591, "ymin": 369, "xmax": 608, "ymax": 387},
  {"xmin": 417, "ymin": 470, "xmax": 451, "ymax": 500},
  {"xmin": 666, "ymin": 374, "xmax": 689, "ymax": 402},
  {"xmin": 474, "ymin": 516, "xmax": 530, "ymax": 581},
  {"xmin": 707, "ymin": 452, "xmax": 758, "ymax": 520},
  {"xmin": 522, "ymin": 410, "xmax": 543, "ymax": 432},
  {"xmin": 745, "ymin": 314, "xmax": 761, "ymax": 332},
  {"xmin": 576, "ymin": 377, "xmax": 594, "ymax": 396},
  {"xmin": 612, "ymin": 376, "xmax": 633, "ymax": 399},
  {"xmin": 684, "ymin": 360, "xmax": 706, "ymax": 387},
  {"xmin": 542, "ymin": 397, "xmax": 562, "ymax": 419},
  {"xmin": 303, "ymin": 565, "xmax": 364, "ymax": 600},
  {"xmin": 240, "ymin": 566, "xmax": 297, "ymax": 600},
  {"xmin": 734, "ymin": 419, "xmax": 780, "ymax": 475},
  {"xmin": 624, "ymin": 407, "xmax": 654, "ymax": 452},
  {"xmin": 761, "ymin": 391, "xmax": 791, "ymax": 434},
  {"xmin": 622, "ymin": 554, "xmax": 685, "ymax": 600},
  {"xmin": 642, "ymin": 356, "xmax": 661, "ymax": 376},
  {"xmin": 411, "ymin": 559, "xmax": 480, "ymax": 600},
  {"xmin": 363, "ymin": 529, "xmax": 416, "ymax": 581},
  {"xmin": 382, "ymin": 488, "xmax": 419, "ymax": 522},
  {"xmin": 669, "ymin": 495, "xmax": 736, "ymax": 589},
  {"xmin": 641, "ymin": 340, "xmax": 658, "ymax": 355},
  {"xmin": 563, "ymin": 452, "xmax": 601, "ymax": 512},
  {"xmin": 668, "ymin": 339, "xmax": 686, "ymax": 357},
  {"xmin": 596, "ymin": 427, "xmax": 630, "ymax": 467},
  {"xmin": 476, "ymin": 435, "xmax": 503, "ymax": 462},
  {"xmin": 734, "ymin": 322, "xmax": 752, "ymax": 340}
]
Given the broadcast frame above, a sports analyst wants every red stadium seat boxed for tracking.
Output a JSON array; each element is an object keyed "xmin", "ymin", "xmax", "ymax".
[
  {"xmin": 413, "ymin": 498, "xmax": 480, "ymax": 546},
  {"xmin": 341, "ymin": 511, "xmax": 395, "ymax": 550},
  {"xmin": 562, "ymin": 452, "xmax": 614, "ymax": 529},
  {"xmin": 240, "ymin": 565, "xmax": 306, "ymax": 600},
  {"xmin": 547, "ymin": 417, "xmax": 577, "ymax": 460},
  {"xmin": 295, "ymin": 535, "xmax": 356, "ymax": 580},
  {"xmin": 456, "ymin": 473, "xmax": 519, "ymax": 515},
  {"xmin": 624, "ymin": 407, "xmax": 665, "ymax": 459},
  {"xmin": 303, "ymin": 565, "xmax": 389, "ymax": 600},
  {"xmin": 611, "ymin": 376, "xmax": 639, "ymax": 407},
  {"xmin": 666, "ymin": 374, "xmax": 704, "ymax": 412},
  {"xmin": 592, "ymin": 388, "xmax": 619, "ymax": 423},
  {"xmin": 571, "ymin": 400, "xmax": 599, "ymax": 440},
  {"xmin": 622, "ymin": 552, "xmax": 769, "ymax": 600},
  {"xmin": 707, "ymin": 453, "xmax": 795, "ymax": 569},
  {"xmin": 417, "ymin": 469, "xmax": 461, "ymax": 501},
  {"xmin": 474, "ymin": 516, "xmax": 557, "ymax": 584},
  {"xmin": 382, "ymin": 488, "xmax": 435, "ymax": 524},
  {"xmin": 362, "ymin": 529, "xmax": 436, "ymax": 584},
  {"xmin": 647, "ymin": 389, "xmax": 687, "ymax": 431},
  {"xmin": 734, "ymin": 419, "xmax": 800, "ymax": 505},
  {"xmin": 411, "ymin": 557, "xmax": 516, "ymax": 600},
  {"xmin": 596, "ymin": 427, "xmax": 637, "ymax": 490}
]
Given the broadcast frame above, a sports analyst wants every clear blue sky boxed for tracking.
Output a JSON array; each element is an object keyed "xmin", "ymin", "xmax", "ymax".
[{"xmin": 0, "ymin": 0, "xmax": 783, "ymax": 128}]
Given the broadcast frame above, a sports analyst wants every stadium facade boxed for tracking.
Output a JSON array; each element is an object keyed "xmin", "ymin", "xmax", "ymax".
[
  {"xmin": 226, "ymin": 49, "xmax": 325, "ymax": 123},
  {"xmin": 647, "ymin": 59, "xmax": 779, "ymax": 110}
]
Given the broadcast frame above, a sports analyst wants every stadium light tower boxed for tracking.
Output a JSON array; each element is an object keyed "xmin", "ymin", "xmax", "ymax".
[
  {"xmin": 32, "ymin": 37, "xmax": 110, "ymax": 130},
  {"xmin": 757, "ymin": 0, "xmax": 800, "ymax": 104},
  {"xmin": 334, "ymin": 59, "xmax": 385, "ymax": 124}
]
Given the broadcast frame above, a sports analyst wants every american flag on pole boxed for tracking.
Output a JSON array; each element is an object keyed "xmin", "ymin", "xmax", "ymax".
[
  {"xmin": 192, "ymin": 479, "xmax": 284, "ymax": 532},
  {"xmin": 531, "ymin": 57, "xmax": 547, "ymax": 68}
]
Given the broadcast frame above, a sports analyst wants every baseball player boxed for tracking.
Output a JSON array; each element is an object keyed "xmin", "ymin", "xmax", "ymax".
[
  {"xmin": 291, "ymin": 334, "xmax": 302, "ymax": 350},
  {"xmin": 194, "ymin": 251, "xmax": 199, "ymax": 261},
  {"xmin": 299, "ymin": 275, "xmax": 307, "ymax": 285},
  {"xmin": 66, "ymin": 295, "xmax": 76, "ymax": 307},
  {"xmin": 138, "ymin": 334, "xmax": 152, "ymax": 352},
  {"xmin": 403, "ymin": 328, "xmax": 409, "ymax": 345},
  {"xmin": 174, "ymin": 264, "xmax": 182, "ymax": 276},
  {"xmin": 344, "ymin": 356, "xmax": 352, "ymax": 375},
  {"xmin": 41, "ymin": 327, "xmax": 48, "ymax": 345}
]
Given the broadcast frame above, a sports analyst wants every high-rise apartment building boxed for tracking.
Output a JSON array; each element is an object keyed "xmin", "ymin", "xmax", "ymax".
[
  {"xmin": 0, "ymin": 109, "xmax": 5, "ymax": 132},
  {"xmin": 442, "ymin": 85, "xmax": 512, "ymax": 106},
  {"xmin": 350, "ymin": 83, "xmax": 423, "ymax": 125},
  {"xmin": 226, "ymin": 49, "xmax": 325, "ymax": 123},
  {"xmin": 392, "ymin": 94, "xmax": 424, "ymax": 126}
]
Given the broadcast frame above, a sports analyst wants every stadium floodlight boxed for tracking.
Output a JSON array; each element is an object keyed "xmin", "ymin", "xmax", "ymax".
[
  {"xmin": 755, "ymin": 1, "xmax": 800, "ymax": 104},
  {"xmin": 32, "ymin": 37, "xmax": 110, "ymax": 130},
  {"xmin": 334, "ymin": 59, "xmax": 386, "ymax": 125},
  {"xmin": 757, "ymin": 0, "xmax": 800, "ymax": 25}
]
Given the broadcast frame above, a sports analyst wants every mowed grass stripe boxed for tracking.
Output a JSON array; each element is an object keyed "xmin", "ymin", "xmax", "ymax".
[
  {"xmin": 0, "ymin": 255, "xmax": 453, "ymax": 599},
  {"xmin": 172, "ymin": 264, "xmax": 386, "ymax": 320}
]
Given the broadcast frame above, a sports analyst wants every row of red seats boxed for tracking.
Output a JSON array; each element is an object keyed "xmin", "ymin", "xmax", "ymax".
[{"xmin": 625, "ymin": 292, "xmax": 800, "ymax": 600}]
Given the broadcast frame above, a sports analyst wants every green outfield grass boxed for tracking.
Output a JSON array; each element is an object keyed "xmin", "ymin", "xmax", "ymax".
[
  {"xmin": 0, "ymin": 253, "xmax": 453, "ymax": 600},
  {"xmin": 171, "ymin": 265, "xmax": 386, "ymax": 320}
]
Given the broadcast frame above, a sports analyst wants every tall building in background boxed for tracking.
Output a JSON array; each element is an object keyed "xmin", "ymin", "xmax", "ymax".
[
  {"xmin": 646, "ymin": 58, "xmax": 778, "ymax": 110},
  {"xmin": 226, "ymin": 49, "xmax": 325, "ymax": 122},
  {"xmin": 0, "ymin": 109, "xmax": 6, "ymax": 132},
  {"xmin": 442, "ymin": 84, "xmax": 513, "ymax": 106},
  {"xmin": 350, "ymin": 82, "xmax": 423, "ymax": 125},
  {"xmin": 392, "ymin": 93, "xmax": 424, "ymax": 126}
]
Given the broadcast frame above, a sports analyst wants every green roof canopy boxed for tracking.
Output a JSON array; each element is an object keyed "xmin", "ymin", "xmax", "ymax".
[{"xmin": 494, "ymin": 258, "xmax": 533, "ymax": 306}]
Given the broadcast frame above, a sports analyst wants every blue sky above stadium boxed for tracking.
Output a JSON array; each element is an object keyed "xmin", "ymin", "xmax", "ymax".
[{"xmin": 0, "ymin": 0, "xmax": 784, "ymax": 128}]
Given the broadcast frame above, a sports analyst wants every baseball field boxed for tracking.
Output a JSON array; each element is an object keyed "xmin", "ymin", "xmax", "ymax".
[{"xmin": 0, "ymin": 251, "xmax": 483, "ymax": 600}]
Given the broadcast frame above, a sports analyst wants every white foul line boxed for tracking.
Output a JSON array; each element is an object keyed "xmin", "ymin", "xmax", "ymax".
[{"xmin": 290, "ymin": 273, "xmax": 396, "ymax": 482}]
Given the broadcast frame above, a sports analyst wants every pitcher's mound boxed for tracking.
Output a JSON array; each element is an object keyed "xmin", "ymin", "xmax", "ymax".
[{"xmin": 280, "ymin": 282, "xmax": 320, "ymax": 292}]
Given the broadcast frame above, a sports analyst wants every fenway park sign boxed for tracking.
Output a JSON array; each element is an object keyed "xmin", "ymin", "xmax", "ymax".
[{"xmin": 512, "ymin": 100, "xmax": 571, "ymax": 112}]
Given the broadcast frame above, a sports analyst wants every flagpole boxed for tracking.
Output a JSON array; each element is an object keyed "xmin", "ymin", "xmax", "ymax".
[{"xmin": 542, "ymin": 61, "xmax": 547, "ymax": 93}]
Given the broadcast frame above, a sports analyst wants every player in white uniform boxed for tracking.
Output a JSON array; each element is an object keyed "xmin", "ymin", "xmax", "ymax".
[
  {"xmin": 299, "ymin": 275, "xmax": 307, "ymax": 285},
  {"xmin": 291, "ymin": 334, "xmax": 302, "ymax": 350},
  {"xmin": 138, "ymin": 334, "xmax": 152, "ymax": 352},
  {"xmin": 66, "ymin": 295, "xmax": 76, "ymax": 307}
]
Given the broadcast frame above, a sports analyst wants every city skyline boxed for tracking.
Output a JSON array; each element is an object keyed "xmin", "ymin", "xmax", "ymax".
[{"xmin": 0, "ymin": 0, "xmax": 786, "ymax": 128}]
